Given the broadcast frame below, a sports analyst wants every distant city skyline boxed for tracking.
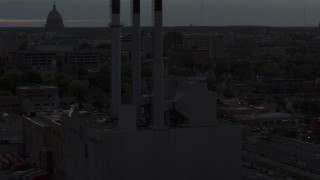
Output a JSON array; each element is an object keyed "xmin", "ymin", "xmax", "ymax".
[{"xmin": 0, "ymin": 0, "xmax": 320, "ymax": 27}]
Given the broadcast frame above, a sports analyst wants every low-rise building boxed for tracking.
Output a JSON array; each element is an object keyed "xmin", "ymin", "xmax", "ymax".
[
  {"xmin": 23, "ymin": 112, "xmax": 64, "ymax": 180},
  {"xmin": 183, "ymin": 32, "xmax": 233, "ymax": 60},
  {"xmin": 16, "ymin": 86, "xmax": 59, "ymax": 114},
  {"xmin": 260, "ymin": 77, "xmax": 314, "ymax": 95},
  {"xmin": 0, "ymin": 33, "xmax": 23, "ymax": 58},
  {"xmin": 11, "ymin": 51, "xmax": 57, "ymax": 76},
  {"xmin": 65, "ymin": 51, "xmax": 100, "ymax": 68},
  {"xmin": 0, "ymin": 96, "xmax": 21, "ymax": 114}
]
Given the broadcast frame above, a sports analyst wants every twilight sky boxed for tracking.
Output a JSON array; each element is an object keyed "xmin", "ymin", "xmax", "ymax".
[{"xmin": 0, "ymin": 0, "xmax": 318, "ymax": 27}]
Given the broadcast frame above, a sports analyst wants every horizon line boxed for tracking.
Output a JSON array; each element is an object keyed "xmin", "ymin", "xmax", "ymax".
[{"xmin": 0, "ymin": 25, "xmax": 319, "ymax": 28}]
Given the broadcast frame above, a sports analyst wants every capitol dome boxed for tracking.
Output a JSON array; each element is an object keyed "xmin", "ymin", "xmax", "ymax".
[{"xmin": 45, "ymin": 2, "xmax": 64, "ymax": 32}]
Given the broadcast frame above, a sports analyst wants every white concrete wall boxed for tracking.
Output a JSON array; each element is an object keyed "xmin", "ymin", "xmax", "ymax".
[{"xmin": 64, "ymin": 123, "xmax": 241, "ymax": 180}]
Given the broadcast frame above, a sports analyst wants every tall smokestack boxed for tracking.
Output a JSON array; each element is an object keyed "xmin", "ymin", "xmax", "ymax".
[
  {"xmin": 132, "ymin": 0, "xmax": 141, "ymax": 115},
  {"xmin": 152, "ymin": 0, "xmax": 165, "ymax": 128},
  {"xmin": 110, "ymin": 0, "xmax": 122, "ymax": 117}
]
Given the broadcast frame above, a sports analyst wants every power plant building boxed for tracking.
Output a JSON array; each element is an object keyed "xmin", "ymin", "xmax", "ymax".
[
  {"xmin": 63, "ymin": 113, "xmax": 241, "ymax": 180},
  {"xmin": 63, "ymin": 76, "xmax": 241, "ymax": 180},
  {"xmin": 62, "ymin": 0, "xmax": 242, "ymax": 179}
]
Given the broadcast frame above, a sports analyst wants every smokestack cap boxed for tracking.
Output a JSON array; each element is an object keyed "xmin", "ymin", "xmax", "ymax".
[
  {"xmin": 133, "ymin": 0, "xmax": 140, "ymax": 13},
  {"xmin": 154, "ymin": 0, "xmax": 162, "ymax": 11},
  {"xmin": 112, "ymin": 0, "xmax": 120, "ymax": 14}
]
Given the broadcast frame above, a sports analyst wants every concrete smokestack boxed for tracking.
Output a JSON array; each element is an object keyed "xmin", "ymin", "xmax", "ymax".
[
  {"xmin": 152, "ymin": 0, "xmax": 165, "ymax": 128},
  {"xmin": 110, "ymin": 0, "xmax": 122, "ymax": 117},
  {"xmin": 132, "ymin": 0, "xmax": 141, "ymax": 115}
]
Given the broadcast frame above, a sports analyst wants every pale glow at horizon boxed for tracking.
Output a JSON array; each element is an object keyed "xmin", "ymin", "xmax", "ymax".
[{"xmin": 0, "ymin": 19, "xmax": 45, "ymax": 23}]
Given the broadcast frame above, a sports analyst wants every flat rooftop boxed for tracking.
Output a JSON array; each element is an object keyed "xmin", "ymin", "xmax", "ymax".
[
  {"xmin": 65, "ymin": 111, "xmax": 118, "ymax": 132},
  {"xmin": 65, "ymin": 111, "xmax": 237, "ymax": 133},
  {"xmin": 25, "ymin": 112, "xmax": 62, "ymax": 127}
]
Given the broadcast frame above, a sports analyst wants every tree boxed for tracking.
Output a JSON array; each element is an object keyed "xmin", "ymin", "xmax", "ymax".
[
  {"xmin": 250, "ymin": 81, "xmax": 265, "ymax": 93},
  {"xmin": 274, "ymin": 96, "xmax": 286, "ymax": 110},
  {"xmin": 257, "ymin": 63, "xmax": 280, "ymax": 77},
  {"xmin": 242, "ymin": 126, "xmax": 252, "ymax": 139},
  {"xmin": 77, "ymin": 66, "xmax": 88, "ymax": 79},
  {"xmin": 56, "ymin": 59, "xmax": 64, "ymax": 69},
  {"xmin": 55, "ymin": 73, "xmax": 72, "ymax": 96},
  {"xmin": 121, "ymin": 64, "xmax": 132, "ymax": 84},
  {"xmin": 122, "ymin": 82, "xmax": 132, "ymax": 95},
  {"xmin": 141, "ymin": 64, "xmax": 152, "ymax": 77},
  {"xmin": 90, "ymin": 74, "xmax": 110, "ymax": 93},
  {"xmin": 68, "ymin": 81, "xmax": 88, "ymax": 101},
  {"xmin": 265, "ymin": 95, "xmax": 274, "ymax": 103},
  {"xmin": 215, "ymin": 60, "xmax": 231, "ymax": 76},
  {"xmin": 207, "ymin": 77, "xmax": 216, "ymax": 91},
  {"xmin": 100, "ymin": 64, "xmax": 110, "ymax": 75},
  {"xmin": 96, "ymin": 43, "xmax": 111, "ymax": 49},
  {"xmin": 92, "ymin": 92, "xmax": 110, "ymax": 111},
  {"xmin": 169, "ymin": 67, "xmax": 194, "ymax": 77},
  {"xmin": 281, "ymin": 129, "xmax": 297, "ymax": 138},
  {"xmin": 16, "ymin": 63, "xmax": 32, "ymax": 71},
  {"xmin": 183, "ymin": 57, "xmax": 195, "ymax": 68},
  {"xmin": 0, "ymin": 70, "xmax": 42, "ymax": 93},
  {"xmin": 90, "ymin": 65, "xmax": 111, "ymax": 93},
  {"xmin": 24, "ymin": 71, "xmax": 42, "ymax": 84},
  {"xmin": 1, "ymin": 72, "xmax": 25, "ymax": 86},
  {"xmin": 79, "ymin": 42, "xmax": 92, "ymax": 50},
  {"xmin": 0, "ymin": 91, "xmax": 13, "ymax": 96},
  {"xmin": 0, "ymin": 78, "xmax": 15, "ymax": 93},
  {"xmin": 223, "ymin": 88, "xmax": 235, "ymax": 98}
]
